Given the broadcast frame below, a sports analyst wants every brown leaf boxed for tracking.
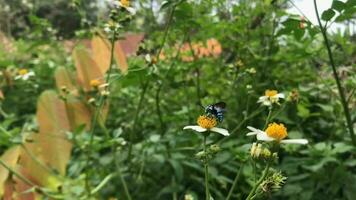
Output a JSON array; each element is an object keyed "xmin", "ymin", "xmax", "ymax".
[
  {"xmin": 72, "ymin": 47, "xmax": 104, "ymax": 91},
  {"xmin": 54, "ymin": 67, "xmax": 77, "ymax": 94},
  {"xmin": 0, "ymin": 146, "xmax": 21, "ymax": 196},
  {"xmin": 36, "ymin": 91, "xmax": 72, "ymax": 175}
]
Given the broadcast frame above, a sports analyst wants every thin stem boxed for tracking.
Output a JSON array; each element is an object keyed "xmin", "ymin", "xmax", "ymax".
[
  {"xmin": 0, "ymin": 159, "xmax": 58, "ymax": 199},
  {"xmin": 263, "ymin": 107, "xmax": 273, "ymax": 130},
  {"xmin": 127, "ymin": 79, "xmax": 149, "ymax": 161},
  {"xmin": 203, "ymin": 135, "xmax": 210, "ymax": 200},
  {"xmin": 84, "ymin": 30, "xmax": 117, "ymax": 195},
  {"xmin": 245, "ymin": 161, "xmax": 271, "ymax": 200},
  {"xmin": 225, "ymin": 163, "xmax": 244, "ymax": 200},
  {"xmin": 113, "ymin": 147, "xmax": 132, "ymax": 200},
  {"xmin": 313, "ymin": 0, "xmax": 356, "ymax": 146}
]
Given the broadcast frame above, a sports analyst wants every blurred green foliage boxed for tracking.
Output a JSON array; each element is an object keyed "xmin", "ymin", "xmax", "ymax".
[{"xmin": 0, "ymin": 0, "xmax": 355, "ymax": 199}]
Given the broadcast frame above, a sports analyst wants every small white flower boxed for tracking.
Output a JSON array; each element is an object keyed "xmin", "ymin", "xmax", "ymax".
[
  {"xmin": 258, "ymin": 89, "xmax": 285, "ymax": 106},
  {"xmin": 246, "ymin": 123, "xmax": 308, "ymax": 145},
  {"xmin": 183, "ymin": 115, "xmax": 229, "ymax": 136},
  {"xmin": 15, "ymin": 69, "xmax": 35, "ymax": 81}
]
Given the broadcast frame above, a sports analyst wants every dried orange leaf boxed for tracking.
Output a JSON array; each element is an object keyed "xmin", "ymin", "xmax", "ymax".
[
  {"xmin": 0, "ymin": 146, "xmax": 21, "ymax": 196},
  {"xmin": 91, "ymin": 36, "xmax": 111, "ymax": 74},
  {"xmin": 55, "ymin": 67, "xmax": 77, "ymax": 93},
  {"xmin": 114, "ymin": 41, "xmax": 128, "ymax": 74},
  {"xmin": 72, "ymin": 47, "xmax": 104, "ymax": 91},
  {"xmin": 36, "ymin": 91, "xmax": 72, "ymax": 175}
]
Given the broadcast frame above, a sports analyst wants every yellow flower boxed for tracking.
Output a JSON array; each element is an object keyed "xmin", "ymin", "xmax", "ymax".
[
  {"xmin": 183, "ymin": 115, "xmax": 229, "ymax": 136},
  {"xmin": 197, "ymin": 115, "xmax": 217, "ymax": 129},
  {"xmin": 90, "ymin": 79, "xmax": 101, "ymax": 88},
  {"xmin": 265, "ymin": 123, "xmax": 287, "ymax": 141},
  {"xmin": 18, "ymin": 69, "xmax": 28, "ymax": 75},
  {"xmin": 258, "ymin": 89, "xmax": 285, "ymax": 106},
  {"xmin": 15, "ymin": 68, "xmax": 35, "ymax": 80},
  {"xmin": 265, "ymin": 90, "xmax": 278, "ymax": 97},
  {"xmin": 247, "ymin": 123, "xmax": 308, "ymax": 145},
  {"xmin": 120, "ymin": 0, "xmax": 130, "ymax": 8}
]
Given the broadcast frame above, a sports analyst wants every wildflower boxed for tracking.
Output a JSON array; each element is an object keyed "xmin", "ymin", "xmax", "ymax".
[
  {"xmin": 184, "ymin": 194, "xmax": 194, "ymax": 200},
  {"xmin": 183, "ymin": 115, "xmax": 229, "ymax": 136},
  {"xmin": 258, "ymin": 89, "xmax": 284, "ymax": 106},
  {"xmin": 88, "ymin": 98, "xmax": 96, "ymax": 105},
  {"xmin": 112, "ymin": 0, "xmax": 136, "ymax": 14},
  {"xmin": 246, "ymin": 67, "xmax": 256, "ymax": 74},
  {"xmin": 90, "ymin": 79, "xmax": 101, "ymax": 88},
  {"xmin": 236, "ymin": 59, "xmax": 244, "ymax": 68},
  {"xmin": 260, "ymin": 171, "xmax": 287, "ymax": 193},
  {"xmin": 246, "ymin": 123, "xmax": 308, "ymax": 144},
  {"xmin": 287, "ymin": 89, "xmax": 299, "ymax": 102},
  {"xmin": 250, "ymin": 143, "xmax": 274, "ymax": 159},
  {"xmin": 120, "ymin": 0, "xmax": 130, "ymax": 7},
  {"xmin": 15, "ymin": 69, "xmax": 35, "ymax": 80}
]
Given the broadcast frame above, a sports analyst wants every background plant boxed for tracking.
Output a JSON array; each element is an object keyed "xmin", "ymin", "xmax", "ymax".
[{"xmin": 0, "ymin": 0, "xmax": 355, "ymax": 199}]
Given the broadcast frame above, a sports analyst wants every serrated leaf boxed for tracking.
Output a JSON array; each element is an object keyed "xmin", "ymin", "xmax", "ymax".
[{"xmin": 321, "ymin": 9, "xmax": 336, "ymax": 21}]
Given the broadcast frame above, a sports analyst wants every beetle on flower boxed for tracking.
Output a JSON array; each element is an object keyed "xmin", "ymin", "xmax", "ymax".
[{"xmin": 247, "ymin": 122, "xmax": 308, "ymax": 145}]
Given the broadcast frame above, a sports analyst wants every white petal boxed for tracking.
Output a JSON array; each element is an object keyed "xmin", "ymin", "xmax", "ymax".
[
  {"xmin": 210, "ymin": 127, "xmax": 230, "ymax": 136},
  {"xmin": 262, "ymin": 100, "xmax": 272, "ymax": 106},
  {"xmin": 183, "ymin": 125, "xmax": 207, "ymax": 132},
  {"xmin": 280, "ymin": 139, "xmax": 308, "ymax": 145},
  {"xmin": 27, "ymin": 71, "xmax": 35, "ymax": 76},
  {"xmin": 276, "ymin": 93, "xmax": 285, "ymax": 99},
  {"xmin": 247, "ymin": 126, "xmax": 265, "ymax": 135},
  {"xmin": 126, "ymin": 7, "xmax": 136, "ymax": 15},
  {"xmin": 257, "ymin": 96, "xmax": 268, "ymax": 103},
  {"xmin": 247, "ymin": 126, "xmax": 259, "ymax": 133},
  {"xmin": 256, "ymin": 132, "xmax": 274, "ymax": 141},
  {"xmin": 246, "ymin": 132, "xmax": 257, "ymax": 136}
]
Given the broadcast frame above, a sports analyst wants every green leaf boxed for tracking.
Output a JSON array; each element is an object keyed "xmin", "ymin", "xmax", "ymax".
[
  {"xmin": 168, "ymin": 159, "xmax": 183, "ymax": 182},
  {"xmin": 321, "ymin": 9, "xmax": 336, "ymax": 21},
  {"xmin": 332, "ymin": 0, "xmax": 346, "ymax": 12}
]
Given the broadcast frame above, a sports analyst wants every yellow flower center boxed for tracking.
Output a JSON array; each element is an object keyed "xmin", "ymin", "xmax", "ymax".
[
  {"xmin": 90, "ymin": 79, "xmax": 101, "ymax": 88},
  {"xmin": 265, "ymin": 89, "xmax": 278, "ymax": 97},
  {"xmin": 265, "ymin": 123, "xmax": 287, "ymax": 140},
  {"xmin": 197, "ymin": 115, "xmax": 217, "ymax": 129},
  {"xmin": 18, "ymin": 69, "xmax": 28, "ymax": 76},
  {"xmin": 120, "ymin": 0, "xmax": 130, "ymax": 7}
]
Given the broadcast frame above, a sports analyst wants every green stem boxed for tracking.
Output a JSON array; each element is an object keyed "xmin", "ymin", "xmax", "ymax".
[
  {"xmin": 114, "ymin": 147, "xmax": 132, "ymax": 200},
  {"xmin": 245, "ymin": 161, "xmax": 271, "ymax": 200},
  {"xmin": 84, "ymin": 30, "xmax": 117, "ymax": 195},
  {"xmin": 0, "ymin": 159, "xmax": 58, "ymax": 199},
  {"xmin": 204, "ymin": 135, "xmax": 210, "ymax": 200},
  {"xmin": 225, "ymin": 163, "xmax": 244, "ymax": 200},
  {"xmin": 263, "ymin": 107, "xmax": 272, "ymax": 130},
  {"xmin": 313, "ymin": 0, "xmax": 356, "ymax": 146}
]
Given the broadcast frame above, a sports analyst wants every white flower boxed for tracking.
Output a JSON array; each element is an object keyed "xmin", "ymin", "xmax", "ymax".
[
  {"xmin": 246, "ymin": 123, "xmax": 308, "ymax": 145},
  {"xmin": 110, "ymin": 0, "xmax": 136, "ymax": 15},
  {"xmin": 183, "ymin": 115, "xmax": 229, "ymax": 136},
  {"xmin": 15, "ymin": 69, "xmax": 35, "ymax": 81},
  {"xmin": 258, "ymin": 89, "xmax": 285, "ymax": 106}
]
